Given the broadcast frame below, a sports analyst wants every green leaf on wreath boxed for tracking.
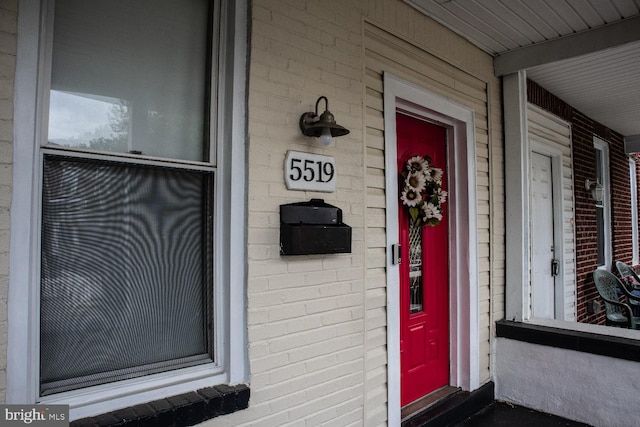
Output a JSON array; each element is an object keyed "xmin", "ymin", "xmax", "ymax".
[{"xmin": 409, "ymin": 207, "xmax": 419, "ymax": 222}]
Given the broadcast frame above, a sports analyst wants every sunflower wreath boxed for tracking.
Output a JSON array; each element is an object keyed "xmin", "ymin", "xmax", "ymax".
[{"xmin": 399, "ymin": 155, "xmax": 448, "ymax": 226}]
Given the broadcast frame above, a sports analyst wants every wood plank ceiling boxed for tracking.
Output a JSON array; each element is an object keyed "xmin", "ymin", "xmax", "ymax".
[{"xmin": 404, "ymin": 0, "xmax": 640, "ymax": 137}]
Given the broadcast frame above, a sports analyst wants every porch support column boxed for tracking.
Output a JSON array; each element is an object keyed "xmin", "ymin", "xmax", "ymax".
[{"xmin": 504, "ymin": 71, "xmax": 529, "ymax": 322}]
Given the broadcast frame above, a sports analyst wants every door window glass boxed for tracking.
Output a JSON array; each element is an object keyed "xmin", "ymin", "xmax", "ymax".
[{"xmin": 409, "ymin": 221, "xmax": 423, "ymax": 313}]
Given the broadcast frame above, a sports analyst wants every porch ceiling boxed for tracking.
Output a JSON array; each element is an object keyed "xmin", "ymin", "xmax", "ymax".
[{"xmin": 404, "ymin": 0, "xmax": 640, "ymax": 138}]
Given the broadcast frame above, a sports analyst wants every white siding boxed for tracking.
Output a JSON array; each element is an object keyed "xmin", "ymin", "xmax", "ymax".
[{"xmin": 362, "ymin": 13, "xmax": 503, "ymax": 419}]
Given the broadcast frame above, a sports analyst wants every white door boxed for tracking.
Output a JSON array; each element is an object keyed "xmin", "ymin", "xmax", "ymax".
[{"xmin": 531, "ymin": 151, "xmax": 556, "ymax": 319}]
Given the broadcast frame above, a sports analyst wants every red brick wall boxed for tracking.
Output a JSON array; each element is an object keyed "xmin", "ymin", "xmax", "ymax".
[
  {"xmin": 572, "ymin": 110, "xmax": 602, "ymax": 324},
  {"xmin": 527, "ymin": 80, "xmax": 633, "ymax": 325}
]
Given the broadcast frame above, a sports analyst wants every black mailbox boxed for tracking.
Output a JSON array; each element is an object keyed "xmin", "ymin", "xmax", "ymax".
[{"xmin": 280, "ymin": 199, "xmax": 352, "ymax": 255}]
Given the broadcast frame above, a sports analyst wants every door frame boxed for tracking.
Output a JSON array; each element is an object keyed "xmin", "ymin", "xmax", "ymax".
[
  {"xmin": 529, "ymin": 141, "xmax": 565, "ymax": 319},
  {"xmin": 383, "ymin": 73, "xmax": 479, "ymax": 423}
]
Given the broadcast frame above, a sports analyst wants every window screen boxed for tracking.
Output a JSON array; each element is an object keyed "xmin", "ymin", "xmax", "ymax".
[{"xmin": 40, "ymin": 156, "xmax": 213, "ymax": 395}]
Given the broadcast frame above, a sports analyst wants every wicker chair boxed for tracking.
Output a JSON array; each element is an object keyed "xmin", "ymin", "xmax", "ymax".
[
  {"xmin": 593, "ymin": 269, "xmax": 640, "ymax": 329},
  {"xmin": 615, "ymin": 261, "xmax": 640, "ymax": 286},
  {"xmin": 614, "ymin": 261, "xmax": 640, "ymax": 315}
]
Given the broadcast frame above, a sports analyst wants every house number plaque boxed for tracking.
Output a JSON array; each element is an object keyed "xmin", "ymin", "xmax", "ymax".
[{"xmin": 285, "ymin": 150, "xmax": 336, "ymax": 193}]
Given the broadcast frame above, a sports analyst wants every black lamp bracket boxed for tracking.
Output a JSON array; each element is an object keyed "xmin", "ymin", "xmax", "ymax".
[
  {"xmin": 299, "ymin": 96, "xmax": 329, "ymax": 132},
  {"xmin": 299, "ymin": 96, "xmax": 349, "ymax": 139}
]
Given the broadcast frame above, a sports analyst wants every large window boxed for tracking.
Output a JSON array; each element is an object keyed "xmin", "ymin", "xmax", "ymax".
[
  {"xmin": 594, "ymin": 137, "xmax": 611, "ymax": 269},
  {"xmin": 41, "ymin": 0, "xmax": 213, "ymax": 396},
  {"xmin": 9, "ymin": 0, "xmax": 247, "ymax": 420}
]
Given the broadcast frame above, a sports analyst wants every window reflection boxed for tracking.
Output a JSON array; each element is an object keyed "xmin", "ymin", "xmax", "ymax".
[{"xmin": 48, "ymin": 90, "xmax": 130, "ymax": 153}]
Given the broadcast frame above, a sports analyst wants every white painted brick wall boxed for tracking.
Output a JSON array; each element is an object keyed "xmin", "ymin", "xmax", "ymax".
[
  {"xmin": 203, "ymin": 1, "xmax": 367, "ymax": 425},
  {"xmin": 0, "ymin": 0, "xmax": 17, "ymax": 403}
]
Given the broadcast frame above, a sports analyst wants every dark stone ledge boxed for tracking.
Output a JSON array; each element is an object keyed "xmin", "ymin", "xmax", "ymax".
[
  {"xmin": 70, "ymin": 384, "xmax": 250, "ymax": 427},
  {"xmin": 496, "ymin": 319, "xmax": 640, "ymax": 363}
]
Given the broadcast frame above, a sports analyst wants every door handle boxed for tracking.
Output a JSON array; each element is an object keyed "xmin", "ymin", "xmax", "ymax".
[
  {"xmin": 551, "ymin": 259, "xmax": 560, "ymax": 276},
  {"xmin": 392, "ymin": 243, "xmax": 401, "ymax": 265}
]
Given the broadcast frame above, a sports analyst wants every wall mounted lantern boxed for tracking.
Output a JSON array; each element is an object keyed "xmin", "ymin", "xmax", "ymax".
[
  {"xmin": 299, "ymin": 96, "xmax": 349, "ymax": 146},
  {"xmin": 585, "ymin": 179, "xmax": 604, "ymax": 202}
]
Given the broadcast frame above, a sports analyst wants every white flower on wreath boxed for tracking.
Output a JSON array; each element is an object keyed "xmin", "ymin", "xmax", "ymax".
[
  {"xmin": 399, "ymin": 154, "xmax": 447, "ymax": 227},
  {"xmin": 429, "ymin": 167, "xmax": 443, "ymax": 183},
  {"xmin": 405, "ymin": 171, "xmax": 426, "ymax": 192},
  {"xmin": 401, "ymin": 188, "xmax": 420, "ymax": 207},
  {"xmin": 436, "ymin": 187, "xmax": 448, "ymax": 204},
  {"xmin": 422, "ymin": 202, "xmax": 442, "ymax": 222},
  {"xmin": 406, "ymin": 155, "xmax": 428, "ymax": 173}
]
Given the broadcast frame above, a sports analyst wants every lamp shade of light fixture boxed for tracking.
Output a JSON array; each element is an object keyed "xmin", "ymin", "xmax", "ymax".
[
  {"xmin": 299, "ymin": 96, "xmax": 349, "ymax": 145},
  {"xmin": 585, "ymin": 179, "xmax": 605, "ymax": 202}
]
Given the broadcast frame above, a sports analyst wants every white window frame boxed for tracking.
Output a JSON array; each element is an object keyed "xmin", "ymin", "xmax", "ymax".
[
  {"xmin": 630, "ymin": 158, "xmax": 639, "ymax": 266},
  {"xmin": 8, "ymin": 0, "xmax": 248, "ymax": 420},
  {"xmin": 593, "ymin": 137, "xmax": 612, "ymax": 270}
]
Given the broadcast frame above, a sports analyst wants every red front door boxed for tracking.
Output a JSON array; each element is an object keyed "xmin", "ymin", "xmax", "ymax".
[{"xmin": 397, "ymin": 113, "xmax": 450, "ymax": 406}]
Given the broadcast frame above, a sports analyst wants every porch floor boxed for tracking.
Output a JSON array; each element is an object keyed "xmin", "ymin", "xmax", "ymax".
[{"xmin": 455, "ymin": 401, "xmax": 592, "ymax": 427}]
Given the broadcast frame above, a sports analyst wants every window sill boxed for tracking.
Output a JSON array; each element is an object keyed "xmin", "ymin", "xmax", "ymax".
[
  {"xmin": 496, "ymin": 319, "xmax": 640, "ymax": 362},
  {"xmin": 70, "ymin": 384, "xmax": 249, "ymax": 427}
]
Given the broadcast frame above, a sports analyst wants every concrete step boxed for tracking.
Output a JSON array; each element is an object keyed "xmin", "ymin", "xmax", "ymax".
[{"xmin": 402, "ymin": 382, "xmax": 494, "ymax": 427}]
